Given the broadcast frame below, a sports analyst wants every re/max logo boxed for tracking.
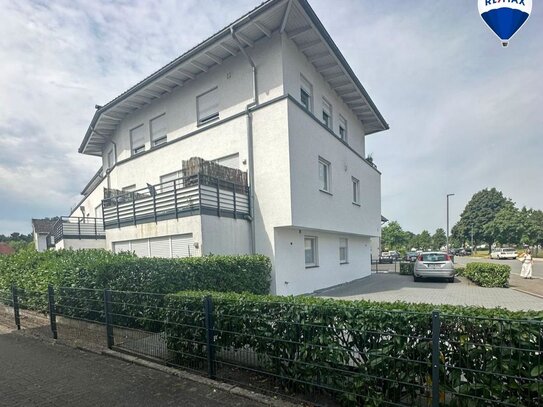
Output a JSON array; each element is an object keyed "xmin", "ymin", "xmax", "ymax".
[{"xmin": 485, "ymin": 0, "xmax": 526, "ymax": 5}]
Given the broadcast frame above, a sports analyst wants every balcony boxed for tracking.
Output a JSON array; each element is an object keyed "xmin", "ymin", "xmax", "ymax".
[
  {"xmin": 53, "ymin": 217, "xmax": 106, "ymax": 243},
  {"xmin": 102, "ymin": 174, "xmax": 250, "ymax": 230}
]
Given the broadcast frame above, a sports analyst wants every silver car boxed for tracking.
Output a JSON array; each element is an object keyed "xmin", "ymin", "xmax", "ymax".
[{"xmin": 413, "ymin": 252, "xmax": 455, "ymax": 282}]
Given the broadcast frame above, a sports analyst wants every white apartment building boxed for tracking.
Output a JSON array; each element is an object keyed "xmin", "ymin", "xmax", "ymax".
[{"xmin": 52, "ymin": 0, "xmax": 388, "ymax": 295}]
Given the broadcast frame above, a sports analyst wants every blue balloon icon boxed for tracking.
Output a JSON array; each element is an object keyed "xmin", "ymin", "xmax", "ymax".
[{"xmin": 478, "ymin": 0, "xmax": 532, "ymax": 47}]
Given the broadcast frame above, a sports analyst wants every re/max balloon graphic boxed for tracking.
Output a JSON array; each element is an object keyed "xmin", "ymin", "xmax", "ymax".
[{"xmin": 478, "ymin": 0, "xmax": 532, "ymax": 47}]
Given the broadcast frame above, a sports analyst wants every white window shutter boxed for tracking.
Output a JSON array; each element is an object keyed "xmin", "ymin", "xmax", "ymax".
[{"xmin": 197, "ymin": 88, "xmax": 219, "ymax": 123}]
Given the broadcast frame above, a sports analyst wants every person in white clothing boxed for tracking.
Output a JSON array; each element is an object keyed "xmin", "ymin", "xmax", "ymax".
[{"xmin": 520, "ymin": 250, "xmax": 533, "ymax": 279}]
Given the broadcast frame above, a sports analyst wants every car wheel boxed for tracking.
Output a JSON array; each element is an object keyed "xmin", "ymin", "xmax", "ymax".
[
  {"xmin": 448, "ymin": 277, "xmax": 455, "ymax": 283},
  {"xmin": 413, "ymin": 275, "xmax": 419, "ymax": 282}
]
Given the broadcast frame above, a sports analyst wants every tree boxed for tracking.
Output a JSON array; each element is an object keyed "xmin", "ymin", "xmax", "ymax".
[
  {"xmin": 521, "ymin": 208, "xmax": 543, "ymax": 246},
  {"xmin": 484, "ymin": 206, "xmax": 522, "ymax": 245},
  {"xmin": 381, "ymin": 221, "xmax": 406, "ymax": 250},
  {"xmin": 432, "ymin": 228, "xmax": 447, "ymax": 250},
  {"xmin": 417, "ymin": 230, "xmax": 432, "ymax": 251},
  {"xmin": 452, "ymin": 188, "xmax": 512, "ymax": 253}
]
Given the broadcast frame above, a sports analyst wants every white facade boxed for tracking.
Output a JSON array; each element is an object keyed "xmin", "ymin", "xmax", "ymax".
[{"xmin": 65, "ymin": 0, "xmax": 388, "ymax": 295}]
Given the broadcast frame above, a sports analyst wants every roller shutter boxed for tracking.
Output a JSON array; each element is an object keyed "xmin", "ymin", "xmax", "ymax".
[
  {"xmin": 171, "ymin": 234, "xmax": 194, "ymax": 258},
  {"xmin": 113, "ymin": 241, "xmax": 130, "ymax": 253},
  {"xmin": 131, "ymin": 239, "xmax": 150, "ymax": 257},
  {"xmin": 150, "ymin": 236, "xmax": 171, "ymax": 258}
]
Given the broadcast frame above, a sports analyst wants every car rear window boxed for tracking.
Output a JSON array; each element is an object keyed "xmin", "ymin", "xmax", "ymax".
[
  {"xmin": 503, "ymin": 249, "xmax": 515, "ymax": 252},
  {"xmin": 421, "ymin": 253, "xmax": 448, "ymax": 262}
]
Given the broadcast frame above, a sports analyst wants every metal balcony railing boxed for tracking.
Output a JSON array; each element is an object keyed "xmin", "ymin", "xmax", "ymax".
[
  {"xmin": 53, "ymin": 217, "xmax": 106, "ymax": 244},
  {"xmin": 102, "ymin": 174, "xmax": 250, "ymax": 230}
]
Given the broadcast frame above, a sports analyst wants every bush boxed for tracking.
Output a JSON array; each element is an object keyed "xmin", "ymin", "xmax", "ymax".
[
  {"xmin": 399, "ymin": 262, "xmax": 414, "ymax": 275},
  {"xmin": 454, "ymin": 265, "xmax": 466, "ymax": 276},
  {"xmin": 164, "ymin": 291, "xmax": 543, "ymax": 406},
  {"xmin": 463, "ymin": 262, "xmax": 510, "ymax": 287},
  {"xmin": 0, "ymin": 249, "xmax": 271, "ymax": 295}
]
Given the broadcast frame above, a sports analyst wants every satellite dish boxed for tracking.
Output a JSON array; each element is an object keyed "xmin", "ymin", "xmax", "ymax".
[{"xmin": 478, "ymin": 0, "xmax": 532, "ymax": 47}]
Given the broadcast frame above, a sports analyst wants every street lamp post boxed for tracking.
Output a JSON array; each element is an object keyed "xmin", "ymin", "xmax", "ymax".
[{"xmin": 446, "ymin": 193, "xmax": 455, "ymax": 254}]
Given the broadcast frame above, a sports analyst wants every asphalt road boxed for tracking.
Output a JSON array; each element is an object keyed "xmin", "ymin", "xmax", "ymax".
[{"xmin": 454, "ymin": 256, "xmax": 543, "ymax": 279}]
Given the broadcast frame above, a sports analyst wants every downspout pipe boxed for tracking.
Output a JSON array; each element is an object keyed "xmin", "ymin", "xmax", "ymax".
[{"xmin": 230, "ymin": 26, "xmax": 258, "ymax": 254}]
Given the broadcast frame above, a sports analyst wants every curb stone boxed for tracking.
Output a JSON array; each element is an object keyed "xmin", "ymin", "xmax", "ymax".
[{"xmin": 102, "ymin": 349, "xmax": 298, "ymax": 407}]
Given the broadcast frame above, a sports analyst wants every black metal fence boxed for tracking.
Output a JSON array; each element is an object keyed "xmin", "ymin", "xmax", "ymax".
[{"xmin": 0, "ymin": 286, "xmax": 541, "ymax": 406}]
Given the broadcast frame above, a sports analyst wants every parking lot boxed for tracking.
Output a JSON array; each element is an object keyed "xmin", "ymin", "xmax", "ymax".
[{"xmin": 318, "ymin": 272, "xmax": 543, "ymax": 311}]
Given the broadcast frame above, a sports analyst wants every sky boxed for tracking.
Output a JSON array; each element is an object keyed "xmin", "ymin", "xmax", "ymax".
[{"xmin": 0, "ymin": 0, "xmax": 541, "ymax": 235}]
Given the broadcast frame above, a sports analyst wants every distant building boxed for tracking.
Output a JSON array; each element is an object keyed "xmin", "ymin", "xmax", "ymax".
[
  {"xmin": 31, "ymin": 219, "xmax": 57, "ymax": 252},
  {"xmin": 0, "ymin": 243, "xmax": 15, "ymax": 256}
]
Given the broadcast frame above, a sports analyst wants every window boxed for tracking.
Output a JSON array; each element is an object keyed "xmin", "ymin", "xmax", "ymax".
[
  {"xmin": 130, "ymin": 125, "xmax": 146, "ymax": 155},
  {"xmin": 305, "ymin": 236, "xmax": 318, "ymax": 267},
  {"xmin": 150, "ymin": 114, "xmax": 167, "ymax": 146},
  {"xmin": 160, "ymin": 170, "xmax": 184, "ymax": 192},
  {"xmin": 107, "ymin": 148, "xmax": 115, "ymax": 169},
  {"xmin": 352, "ymin": 177, "xmax": 360, "ymax": 204},
  {"xmin": 197, "ymin": 87, "xmax": 219, "ymax": 124},
  {"xmin": 339, "ymin": 115, "xmax": 347, "ymax": 141},
  {"xmin": 300, "ymin": 75, "xmax": 313, "ymax": 112},
  {"xmin": 339, "ymin": 238, "xmax": 348, "ymax": 264},
  {"xmin": 318, "ymin": 157, "xmax": 331, "ymax": 193},
  {"xmin": 214, "ymin": 153, "xmax": 240, "ymax": 169},
  {"xmin": 122, "ymin": 185, "xmax": 136, "ymax": 193},
  {"xmin": 322, "ymin": 98, "xmax": 332, "ymax": 129},
  {"xmin": 121, "ymin": 184, "xmax": 137, "ymax": 202},
  {"xmin": 94, "ymin": 204, "xmax": 102, "ymax": 219}
]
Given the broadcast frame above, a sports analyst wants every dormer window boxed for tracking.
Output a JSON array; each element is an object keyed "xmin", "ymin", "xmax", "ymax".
[{"xmin": 197, "ymin": 87, "xmax": 219, "ymax": 125}]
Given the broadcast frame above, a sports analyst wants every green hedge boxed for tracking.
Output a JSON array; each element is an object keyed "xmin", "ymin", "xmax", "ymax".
[
  {"xmin": 463, "ymin": 262, "xmax": 510, "ymax": 287},
  {"xmin": 0, "ymin": 249, "xmax": 271, "ymax": 294},
  {"xmin": 399, "ymin": 262, "xmax": 414, "ymax": 275},
  {"xmin": 164, "ymin": 291, "xmax": 542, "ymax": 406}
]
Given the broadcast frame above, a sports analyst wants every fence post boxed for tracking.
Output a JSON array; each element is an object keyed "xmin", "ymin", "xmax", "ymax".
[
  {"xmin": 431, "ymin": 311, "xmax": 441, "ymax": 407},
  {"xmin": 48, "ymin": 285, "xmax": 58, "ymax": 339},
  {"xmin": 203, "ymin": 295, "xmax": 216, "ymax": 379},
  {"xmin": 104, "ymin": 289, "xmax": 114, "ymax": 349},
  {"xmin": 11, "ymin": 285, "xmax": 20, "ymax": 330}
]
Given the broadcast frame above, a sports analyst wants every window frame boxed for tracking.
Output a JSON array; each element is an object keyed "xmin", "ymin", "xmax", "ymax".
[
  {"xmin": 304, "ymin": 236, "xmax": 318, "ymax": 268},
  {"xmin": 322, "ymin": 98, "xmax": 332, "ymax": 129},
  {"xmin": 352, "ymin": 176, "xmax": 360, "ymax": 205},
  {"xmin": 150, "ymin": 113, "xmax": 168, "ymax": 147},
  {"xmin": 130, "ymin": 124, "xmax": 146, "ymax": 156},
  {"xmin": 197, "ymin": 87, "xmax": 220, "ymax": 125},
  {"xmin": 339, "ymin": 237, "xmax": 349, "ymax": 264},
  {"xmin": 339, "ymin": 115, "xmax": 347, "ymax": 142},
  {"xmin": 300, "ymin": 74, "xmax": 313, "ymax": 113},
  {"xmin": 318, "ymin": 157, "xmax": 331, "ymax": 194}
]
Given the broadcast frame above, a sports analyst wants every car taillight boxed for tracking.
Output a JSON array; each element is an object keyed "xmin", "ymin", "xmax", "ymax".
[
  {"xmin": 417, "ymin": 256, "xmax": 423, "ymax": 261},
  {"xmin": 445, "ymin": 254, "xmax": 451, "ymax": 261}
]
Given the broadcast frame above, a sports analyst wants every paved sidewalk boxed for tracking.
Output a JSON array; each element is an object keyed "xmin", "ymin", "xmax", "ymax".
[
  {"xmin": 0, "ymin": 332, "xmax": 262, "ymax": 407},
  {"xmin": 318, "ymin": 274, "xmax": 543, "ymax": 311}
]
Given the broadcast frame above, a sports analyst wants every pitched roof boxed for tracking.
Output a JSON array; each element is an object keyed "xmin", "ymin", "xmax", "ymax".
[
  {"xmin": 79, "ymin": 0, "xmax": 388, "ymax": 156},
  {"xmin": 0, "ymin": 243, "xmax": 15, "ymax": 255},
  {"xmin": 32, "ymin": 219, "xmax": 57, "ymax": 234}
]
